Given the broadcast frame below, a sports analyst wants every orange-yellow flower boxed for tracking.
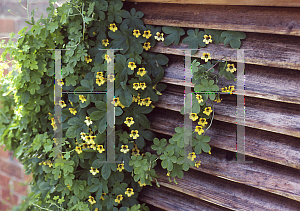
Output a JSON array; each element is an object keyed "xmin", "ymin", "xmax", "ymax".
[
  {"xmin": 133, "ymin": 29, "xmax": 141, "ymax": 38},
  {"xmin": 201, "ymin": 52, "xmax": 211, "ymax": 62},
  {"xmin": 203, "ymin": 107, "xmax": 212, "ymax": 116},
  {"xmin": 195, "ymin": 126, "xmax": 204, "ymax": 135},
  {"xmin": 102, "ymin": 39, "xmax": 109, "ymax": 47},
  {"xmin": 129, "ymin": 130, "xmax": 139, "ymax": 139},
  {"xmin": 137, "ymin": 68, "xmax": 147, "ymax": 77},
  {"xmin": 187, "ymin": 152, "xmax": 196, "ymax": 161},
  {"xmin": 109, "ymin": 23, "xmax": 118, "ymax": 32},
  {"xmin": 189, "ymin": 113, "xmax": 198, "ymax": 121},
  {"xmin": 226, "ymin": 64, "xmax": 236, "ymax": 73},
  {"xmin": 143, "ymin": 42, "xmax": 151, "ymax": 51},
  {"xmin": 143, "ymin": 30, "xmax": 152, "ymax": 39}
]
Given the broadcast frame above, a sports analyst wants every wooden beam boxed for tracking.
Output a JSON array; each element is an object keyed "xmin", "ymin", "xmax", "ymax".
[
  {"xmin": 139, "ymin": 185, "xmax": 228, "ymax": 211},
  {"xmin": 148, "ymin": 164, "xmax": 300, "ymax": 208},
  {"xmin": 148, "ymin": 33, "xmax": 300, "ymax": 70},
  {"xmin": 126, "ymin": 0, "xmax": 300, "ymax": 7},
  {"xmin": 148, "ymin": 106, "xmax": 300, "ymax": 169},
  {"xmin": 123, "ymin": 2, "xmax": 300, "ymax": 36},
  {"xmin": 161, "ymin": 54, "xmax": 300, "ymax": 104}
]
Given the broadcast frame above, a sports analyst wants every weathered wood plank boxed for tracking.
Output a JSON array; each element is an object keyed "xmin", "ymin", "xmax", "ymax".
[
  {"xmin": 146, "ymin": 164, "xmax": 300, "ymax": 210},
  {"xmin": 126, "ymin": 0, "xmax": 300, "ymax": 7},
  {"xmin": 145, "ymin": 33, "xmax": 300, "ymax": 70},
  {"xmin": 161, "ymin": 54, "xmax": 300, "ymax": 104},
  {"xmin": 124, "ymin": 2, "xmax": 300, "ymax": 35},
  {"xmin": 139, "ymin": 185, "xmax": 230, "ymax": 211},
  {"xmin": 152, "ymin": 84, "xmax": 300, "ymax": 138},
  {"xmin": 147, "ymin": 107, "xmax": 300, "ymax": 169}
]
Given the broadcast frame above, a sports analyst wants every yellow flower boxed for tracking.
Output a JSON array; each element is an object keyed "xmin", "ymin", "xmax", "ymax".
[
  {"xmin": 128, "ymin": 62, "xmax": 136, "ymax": 70},
  {"xmin": 189, "ymin": 113, "xmax": 198, "ymax": 121},
  {"xmin": 138, "ymin": 99, "xmax": 143, "ymax": 106},
  {"xmin": 79, "ymin": 95, "xmax": 87, "ymax": 103},
  {"xmin": 166, "ymin": 171, "xmax": 170, "ymax": 176},
  {"xmin": 88, "ymin": 196, "xmax": 96, "ymax": 205},
  {"xmin": 102, "ymin": 39, "xmax": 109, "ymax": 47},
  {"xmin": 100, "ymin": 193, "xmax": 106, "ymax": 200},
  {"xmin": 143, "ymin": 42, "xmax": 151, "ymax": 51},
  {"xmin": 131, "ymin": 149, "xmax": 140, "ymax": 157},
  {"xmin": 95, "ymin": 208, "xmax": 98, "ymax": 211},
  {"xmin": 214, "ymin": 97, "xmax": 222, "ymax": 103},
  {"xmin": 120, "ymin": 145, "xmax": 130, "ymax": 153},
  {"xmin": 107, "ymin": 74, "xmax": 115, "ymax": 82},
  {"xmin": 109, "ymin": 23, "xmax": 118, "ymax": 32},
  {"xmin": 203, "ymin": 34, "xmax": 212, "ymax": 44},
  {"xmin": 228, "ymin": 85, "xmax": 235, "ymax": 92},
  {"xmin": 195, "ymin": 126, "xmax": 204, "ymax": 135},
  {"xmin": 80, "ymin": 132, "xmax": 86, "ymax": 140},
  {"xmin": 138, "ymin": 181, "xmax": 146, "ymax": 187},
  {"xmin": 59, "ymin": 100, "xmax": 66, "ymax": 108},
  {"xmin": 137, "ymin": 68, "xmax": 147, "ymax": 77},
  {"xmin": 198, "ymin": 118, "xmax": 207, "ymax": 127},
  {"xmin": 124, "ymin": 117, "xmax": 135, "ymax": 127},
  {"xmin": 115, "ymin": 195, "xmax": 123, "ymax": 204},
  {"xmin": 93, "ymin": 31, "xmax": 96, "ymax": 35},
  {"xmin": 143, "ymin": 30, "xmax": 152, "ymax": 39},
  {"xmin": 96, "ymin": 72, "xmax": 103, "ymax": 78},
  {"xmin": 208, "ymin": 149, "xmax": 211, "ymax": 154},
  {"xmin": 133, "ymin": 29, "xmax": 141, "ymax": 38},
  {"xmin": 195, "ymin": 160, "xmax": 201, "ymax": 168},
  {"xmin": 90, "ymin": 167, "xmax": 99, "ymax": 175},
  {"xmin": 85, "ymin": 55, "xmax": 92, "ymax": 63},
  {"xmin": 187, "ymin": 152, "xmax": 196, "ymax": 161},
  {"xmin": 154, "ymin": 32, "xmax": 164, "ymax": 41},
  {"xmin": 133, "ymin": 83, "xmax": 140, "ymax": 90},
  {"xmin": 195, "ymin": 94, "xmax": 203, "ymax": 104},
  {"xmin": 97, "ymin": 145, "xmax": 105, "ymax": 153},
  {"xmin": 112, "ymin": 97, "xmax": 121, "ymax": 106},
  {"xmin": 84, "ymin": 116, "xmax": 93, "ymax": 126},
  {"xmin": 69, "ymin": 108, "xmax": 77, "ymax": 115},
  {"xmin": 143, "ymin": 97, "xmax": 152, "ymax": 106},
  {"xmin": 117, "ymin": 163, "xmax": 125, "ymax": 172},
  {"xmin": 129, "ymin": 130, "xmax": 139, "ymax": 139},
  {"xmin": 201, "ymin": 52, "xmax": 211, "ymax": 62},
  {"xmin": 105, "ymin": 54, "xmax": 112, "ymax": 63},
  {"xmin": 203, "ymin": 107, "xmax": 212, "ymax": 116},
  {"xmin": 125, "ymin": 188, "xmax": 134, "ymax": 197},
  {"xmin": 140, "ymin": 82, "xmax": 146, "ymax": 90},
  {"xmin": 226, "ymin": 64, "xmax": 236, "ymax": 73},
  {"xmin": 60, "ymin": 79, "xmax": 64, "ymax": 86},
  {"xmin": 75, "ymin": 146, "xmax": 82, "ymax": 154},
  {"xmin": 96, "ymin": 77, "xmax": 106, "ymax": 86}
]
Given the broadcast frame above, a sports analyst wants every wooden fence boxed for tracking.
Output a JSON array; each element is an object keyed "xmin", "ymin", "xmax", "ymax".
[{"xmin": 123, "ymin": 0, "xmax": 300, "ymax": 210}]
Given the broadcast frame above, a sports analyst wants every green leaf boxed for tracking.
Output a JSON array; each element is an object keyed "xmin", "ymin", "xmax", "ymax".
[
  {"xmin": 101, "ymin": 163, "xmax": 112, "ymax": 180},
  {"xmin": 221, "ymin": 31, "xmax": 246, "ymax": 49},
  {"xmin": 162, "ymin": 26, "xmax": 185, "ymax": 46},
  {"xmin": 65, "ymin": 75, "xmax": 78, "ymax": 86},
  {"xmin": 90, "ymin": 111, "xmax": 106, "ymax": 121},
  {"xmin": 108, "ymin": 30, "xmax": 129, "ymax": 54},
  {"xmin": 121, "ymin": 8, "xmax": 144, "ymax": 29},
  {"xmin": 118, "ymin": 88, "xmax": 132, "ymax": 107},
  {"xmin": 48, "ymin": 22, "xmax": 58, "ymax": 33},
  {"xmin": 182, "ymin": 29, "xmax": 206, "ymax": 55},
  {"xmin": 160, "ymin": 150, "xmax": 177, "ymax": 171},
  {"xmin": 204, "ymin": 29, "xmax": 225, "ymax": 45},
  {"xmin": 151, "ymin": 138, "xmax": 167, "ymax": 155}
]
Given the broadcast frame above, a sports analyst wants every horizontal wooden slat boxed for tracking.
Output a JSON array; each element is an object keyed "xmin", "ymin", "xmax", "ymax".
[
  {"xmin": 162, "ymin": 54, "xmax": 300, "ymax": 104},
  {"xmin": 147, "ymin": 107, "xmax": 300, "ymax": 169},
  {"xmin": 144, "ymin": 163, "xmax": 300, "ymax": 210},
  {"xmin": 124, "ymin": 2, "xmax": 300, "ymax": 35},
  {"xmin": 139, "ymin": 184, "xmax": 229, "ymax": 211},
  {"xmin": 145, "ymin": 33, "xmax": 300, "ymax": 70},
  {"xmin": 126, "ymin": 0, "xmax": 300, "ymax": 7},
  {"xmin": 152, "ymin": 84, "xmax": 300, "ymax": 138}
]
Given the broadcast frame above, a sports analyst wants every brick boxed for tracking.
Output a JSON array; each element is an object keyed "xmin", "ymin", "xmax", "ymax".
[
  {"xmin": 0, "ymin": 145, "xmax": 11, "ymax": 159},
  {"xmin": 0, "ymin": 201, "xmax": 11, "ymax": 211},
  {"xmin": 13, "ymin": 180, "xmax": 28, "ymax": 195},
  {"xmin": 0, "ymin": 19, "xmax": 15, "ymax": 34},
  {"xmin": 0, "ymin": 159, "xmax": 22, "ymax": 179},
  {"xmin": 0, "ymin": 173, "xmax": 11, "ymax": 190},
  {"xmin": 2, "ymin": 189, "xmax": 19, "ymax": 206},
  {"xmin": 24, "ymin": 173, "xmax": 33, "ymax": 183}
]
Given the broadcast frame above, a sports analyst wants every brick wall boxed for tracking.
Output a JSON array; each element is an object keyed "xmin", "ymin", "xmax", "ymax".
[{"xmin": 0, "ymin": 0, "xmax": 55, "ymax": 210}]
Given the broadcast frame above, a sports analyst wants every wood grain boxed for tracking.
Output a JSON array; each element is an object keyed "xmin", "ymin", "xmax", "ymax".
[
  {"xmin": 123, "ymin": 2, "xmax": 300, "ymax": 35},
  {"xmin": 139, "ymin": 184, "xmax": 230, "ymax": 211},
  {"xmin": 152, "ymin": 84, "xmax": 300, "ymax": 138},
  {"xmin": 146, "ymin": 163, "xmax": 300, "ymax": 210},
  {"xmin": 146, "ymin": 33, "xmax": 300, "ymax": 70},
  {"xmin": 125, "ymin": 0, "xmax": 300, "ymax": 7},
  {"xmin": 161, "ymin": 54, "xmax": 300, "ymax": 104},
  {"xmin": 147, "ymin": 107, "xmax": 300, "ymax": 169}
]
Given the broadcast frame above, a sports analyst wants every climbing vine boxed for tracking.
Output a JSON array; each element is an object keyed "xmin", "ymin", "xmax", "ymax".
[{"xmin": 0, "ymin": 0, "xmax": 245, "ymax": 210}]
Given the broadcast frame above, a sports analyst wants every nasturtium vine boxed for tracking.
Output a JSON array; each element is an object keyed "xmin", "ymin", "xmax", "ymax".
[{"xmin": 0, "ymin": 0, "xmax": 245, "ymax": 210}]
